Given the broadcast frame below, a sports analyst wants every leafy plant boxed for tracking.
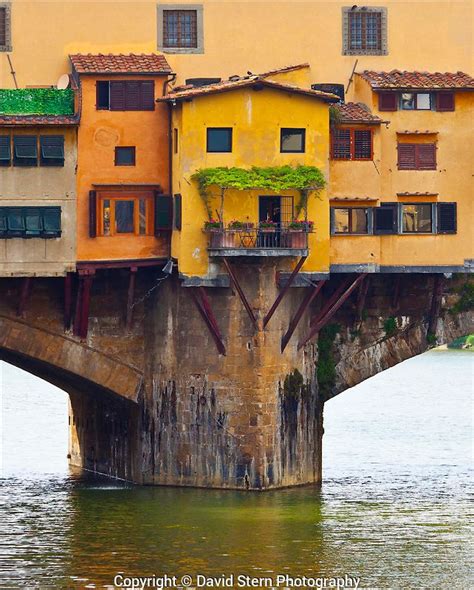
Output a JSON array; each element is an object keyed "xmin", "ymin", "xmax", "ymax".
[
  {"xmin": 383, "ymin": 317, "xmax": 397, "ymax": 337},
  {"xmin": 450, "ymin": 281, "xmax": 474, "ymax": 314},
  {"xmin": 228, "ymin": 220, "xmax": 253, "ymax": 230},
  {"xmin": 258, "ymin": 220, "xmax": 277, "ymax": 229},
  {"xmin": 203, "ymin": 219, "xmax": 222, "ymax": 230},
  {"xmin": 0, "ymin": 88, "xmax": 75, "ymax": 115},
  {"xmin": 288, "ymin": 219, "xmax": 314, "ymax": 231}
]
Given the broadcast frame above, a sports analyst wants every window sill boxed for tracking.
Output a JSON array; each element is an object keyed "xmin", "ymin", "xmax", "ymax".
[
  {"xmin": 342, "ymin": 50, "xmax": 388, "ymax": 56},
  {"xmin": 159, "ymin": 46, "xmax": 204, "ymax": 54}
]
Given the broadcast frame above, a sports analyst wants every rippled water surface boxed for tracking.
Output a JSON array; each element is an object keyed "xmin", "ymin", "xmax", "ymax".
[{"xmin": 0, "ymin": 350, "xmax": 472, "ymax": 589}]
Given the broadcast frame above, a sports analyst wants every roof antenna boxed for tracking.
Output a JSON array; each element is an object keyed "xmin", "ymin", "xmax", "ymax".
[{"xmin": 6, "ymin": 55, "xmax": 18, "ymax": 89}]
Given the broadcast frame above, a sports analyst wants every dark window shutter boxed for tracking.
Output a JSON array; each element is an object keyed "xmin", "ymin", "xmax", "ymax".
[
  {"xmin": 0, "ymin": 208, "xmax": 7, "ymax": 237},
  {"xmin": 40, "ymin": 135, "xmax": 65, "ymax": 166},
  {"xmin": 124, "ymin": 81, "xmax": 141, "ymax": 110},
  {"xmin": 354, "ymin": 130, "xmax": 372, "ymax": 159},
  {"xmin": 89, "ymin": 190, "xmax": 97, "ymax": 237},
  {"xmin": 140, "ymin": 81, "xmax": 155, "ymax": 110},
  {"xmin": 7, "ymin": 207, "xmax": 26, "ymax": 237},
  {"xmin": 24, "ymin": 207, "xmax": 43, "ymax": 237},
  {"xmin": 13, "ymin": 135, "xmax": 37, "ymax": 166},
  {"xmin": 374, "ymin": 204, "xmax": 398, "ymax": 234},
  {"xmin": 331, "ymin": 129, "xmax": 351, "ymax": 159},
  {"xmin": 397, "ymin": 144, "xmax": 416, "ymax": 169},
  {"xmin": 155, "ymin": 193, "xmax": 173, "ymax": 233},
  {"xmin": 436, "ymin": 92, "xmax": 455, "ymax": 112},
  {"xmin": 437, "ymin": 203, "xmax": 457, "ymax": 234},
  {"xmin": 378, "ymin": 92, "xmax": 397, "ymax": 111},
  {"xmin": 174, "ymin": 193, "xmax": 182, "ymax": 230},
  {"xmin": 416, "ymin": 144, "xmax": 436, "ymax": 170},
  {"xmin": 42, "ymin": 207, "xmax": 62, "ymax": 237},
  {"xmin": 0, "ymin": 135, "xmax": 11, "ymax": 165},
  {"xmin": 110, "ymin": 81, "xmax": 126, "ymax": 110},
  {"xmin": 96, "ymin": 81, "xmax": 110, "ymax": 109}
]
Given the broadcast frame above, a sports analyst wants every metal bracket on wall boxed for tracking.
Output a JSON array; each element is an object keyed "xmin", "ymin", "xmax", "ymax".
[
  {"xmin": 190, "ymin": 287, "xmax": 226, "ymax": 356},
  {"xmin": 222, "ymin": 258, "xmax": 258, "ymax": 331}
]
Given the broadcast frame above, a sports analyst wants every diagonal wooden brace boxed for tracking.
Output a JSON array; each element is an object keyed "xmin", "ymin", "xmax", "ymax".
[
  {"xmin": 298, "ymin": 274, "xmax": 367, "ymax": 350},
  {"xmin": 281, "ymin": 280, "xmax": 326, "ymax": 353},
  {"xmin": 222, "ymin": 257, "xmax": 258, "ymax": 330},
  {"xmin": 309, "ymin": 275, "xmax": 354, "ymax": 328},
  {"xmin": 263, "ymin": 256, "xmax": 307, "ymax": 328},
  {"xmin": 190, "ymin": 287, "xmax": 226, "ymax": 356}
]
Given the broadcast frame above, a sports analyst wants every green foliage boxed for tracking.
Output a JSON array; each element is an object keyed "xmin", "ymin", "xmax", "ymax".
[
  {"xmin": 316, "ymin": 324, "xmax": 340, "ymax": 397},
  {"xmin": 0, "ymin": 88, "xmax": 75, "ymax": 115},
  {"xmin": 426, "ymin": 333, "xmax": 437, "ymax": 345},
  {"xmin": 283, "ymin": 369, "xmax": 305, "ymax": 400},
  {"xmin": 383, "ymin": 317, "xmax": 397, "ymax": 337},
  {"xmin": 450, "ymin": 281, "xmax": 474, "ymax": 314},
  {"xmin": 329, "ymin": 105, "xmax": 344, "ymax": 128},
  {"xmin": 448, "ymin": 334, "xmax": 474, "ymax": 350}
]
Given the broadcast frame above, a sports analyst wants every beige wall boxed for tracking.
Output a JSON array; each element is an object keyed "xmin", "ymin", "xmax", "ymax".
[{"xmin": 0, "ymin": 126, "xmax": 77, "ymax": 276}]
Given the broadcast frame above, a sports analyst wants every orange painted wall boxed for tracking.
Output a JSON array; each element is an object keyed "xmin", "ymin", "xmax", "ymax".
[{"xmin": 76, "ymin": 74, "xmax": 170, "ymax": 262}]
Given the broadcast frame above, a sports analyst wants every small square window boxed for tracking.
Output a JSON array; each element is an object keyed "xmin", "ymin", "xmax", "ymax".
[
  {"xmin": 158, "ymin": 5, "xmax": 204, "ymax": 54},
  {"xmin": 401, "ymin": 92, "xmax": 432, "ymax": 111},
  {"xmin": 96, "ymin": 81, "xmax": 110, "ymax": 109},
  {"xmin": 401, "ymin": 93, "xmax": 415, "ymax": 110},
  {"xmin": 115, "ymin": 146, "xmax": 136, "ymax": 166},
  {"xmin": 281, "ymin": 128, "xmax": 305, "ymax": 153},
  {"xmin": 13, "ymin": 136, "xmax": 37, "ymax": 167},
  {"xmin": 207, "ymin": 128, "xmax": 232, "ymax": 153},
  {"xmin": 416, "ymin": 93, "xmax": 431, "ymax": 110},
  {"xmin": 402, "ymin": 204, "xmax": 433, "ymax": 233},
  {"xmin": 332, "ymin": 207, "xmax": 370, "ymax": 234},
  {"xmin": 0, "ymin": 3, "xmax": 12, "ymax": 52},
  {"xmin": 342, "ymin": 7, "xmax": 387, "ymax": 56}
]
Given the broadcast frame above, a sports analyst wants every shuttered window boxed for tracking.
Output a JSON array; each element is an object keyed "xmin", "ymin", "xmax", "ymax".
[
  {"xmin": 93, "ymin": 192, "xmax": 155, "ymax": 236},
  {"xmin": 174, "ymin": 193, "xmax": 182, "ymax": 230},
  {"xmin": 331, "ymin": 129, "xmax": 372, "ymax": 160},
  {"xmin": 163, "ymin": 10, "xmax": 198, "ymax": 48},
  {"xmin": 397, "ymin": 143, "xmax": 436, "ymax": 170},
  {"xmin": 97, "ymin": 81, "xmax": 155, "ymax": 111},
  {"xmin": 0, "ymin": 207, "xmax": 61, "ymax": 238},
  {"xmin": 374, "ymin": 204, "xmax": 398, "ymax": 234},
  {"xmin": 0, "ymin": 135, "xmax": 10, "ymax": 166},
  {"xmin": 378, "ymin": 92, "xmax": 397, "ymax": 111},
  {"xmin": 436, "ymin": 92, "xmax": 455, "ymax": 112},
  {"xmin": 154, "ymin": 194, "xmax": 173, "ymax": 233},
  {"xmin": 13, "ymin": 136, "xmax": 37, "ymax": 167},
  {"xmin": 40, "ymin": 135, "xmax": 64, "ymax": 167},
  {"xmin": 437, "ymin": 203, "xmax": 457, "ymax": 234},
  {"xmin": 0, "ymin": 4, "xmax": 11, "ymax": 51}
]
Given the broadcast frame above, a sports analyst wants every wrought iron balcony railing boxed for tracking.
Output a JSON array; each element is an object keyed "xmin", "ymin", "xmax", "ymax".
[{"xmin": 207, "ymin": 224, "xmax": 311, "ymax": 252}]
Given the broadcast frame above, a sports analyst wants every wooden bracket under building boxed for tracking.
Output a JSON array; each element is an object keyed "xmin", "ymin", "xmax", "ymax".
[
  {"xmin": 298, "ymin": 274, "xmax": 367, "ymax": 350},
  {"xmin": 222, "ymin": 258, "xmax": 258, "ymax": 330},
  {"xmin": 356, "ymin": 275, "xmax": 370, "ymax": 321},
  {"xmin": 73, "ymin": 271, "xmax": 94, "ymax": 340},
  {"xmin": 281, "ymin": 280, "xmax": 326, "ymax": 353},
  {"xmin": 427, "ymin": 275, "xmax": 444, "ymax": 337},
  {"xmin": 126, "ymin": 267, "xmax": 138, "ymax": 330},
  {"xmin": 263, "ymin": 256, "xmax": 307, "ymax": 329},
  {"xmin": 190, "ymin": 287, "xmax": 226, "ymax": 356},
  {"xmin": 17, "ymin": 277, "xmax": 32, "ymax": 318}
]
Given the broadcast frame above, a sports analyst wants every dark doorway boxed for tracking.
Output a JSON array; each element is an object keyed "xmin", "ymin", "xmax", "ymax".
[{"xmin": 259, "ymin": 196, "xmax": 281, "ymax": 224}]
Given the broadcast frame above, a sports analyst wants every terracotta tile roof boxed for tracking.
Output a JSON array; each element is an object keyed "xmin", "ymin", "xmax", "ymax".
[
  {"xmin": 161, "ymin": 76, "xmax": 338, "ymax": 102},
  {"xmin": 333, "ymin": 102, "xmax": 384, "ymax": 124},
  {"xmin": 69, "ymin": 53, "xmax": 172, "ymax": 75},
  {"xmin": 259, "ymin": 63, "xmax": 310, "ymax": 78},
  {"xmin": 0, "ymin": 114, "xmax": 79, "ymax": 126},
  {"xmin": 359, "ymin": 70, "xmax": 474, "ymax": 90}
]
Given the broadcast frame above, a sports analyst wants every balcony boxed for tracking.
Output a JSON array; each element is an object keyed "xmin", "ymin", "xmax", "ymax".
[{"xmin": 207, "ymin": 224, "xmax": 310, "ymax": 257}]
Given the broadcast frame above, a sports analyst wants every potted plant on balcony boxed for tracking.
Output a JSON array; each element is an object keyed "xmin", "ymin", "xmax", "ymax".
[
  {"xmin": 258, "ymin": 220, "xmax": 277, "ymax": 233},
  {"xmin": 287, "ymin": 219, "xmax": 313, "ymax": 248},
  {"xmin": 204, "ymin": 219, "xmax": 224, "ymax": 248}
]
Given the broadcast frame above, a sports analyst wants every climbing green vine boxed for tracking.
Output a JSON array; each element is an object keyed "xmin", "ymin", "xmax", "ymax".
[
  {"xmin": 0, "ymin": 89, "xmax": 74, "ymax": 115},
  {"xmin": 316, "ymin": 324, "xmax": 340, "ymax": 398}
]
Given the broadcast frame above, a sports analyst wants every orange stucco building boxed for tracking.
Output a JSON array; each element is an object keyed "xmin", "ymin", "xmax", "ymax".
[{"xmin": 70, "ymin": 53, "xmax": 175, "ymax": 268}]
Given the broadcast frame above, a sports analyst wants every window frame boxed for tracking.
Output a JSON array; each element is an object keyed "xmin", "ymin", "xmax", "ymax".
[
  {"xmin": 158, "ymin": 4, "xmax": 204, "ymax": 54},
  {"xmin": 400, "ymin": 92, "xmax": 432, "ymax": 111},
  {"xmin": 0, "ymin": 3, "xmax": 12, "ymax": 52},
  {"xmin": 0, "ymin": 206, "xmax": 61, "ymax": 238},
  {"xmin": 280, "ymin": 128, "xmax": 306, "ymax": 154},
  {"xmin": 342, "ymin": 6, "xmax": 388, "ymax": 56},
  {"xmin": 114, "ymin": 146, "xmax": 136, "ymax": 167},
  {"xmin": 206, "ymin": 127, "xmax": 233, "ymax": 153},
  {"xmin": 331, "ymin": 128, "xmax": 373, "ymax": 161},
  {"xmin": 331, "ymin": 207, "xmax": 373, "ymax": 235},
  {"xmin": 96, "ymin": 192, "xmax": 154, "ymax": 237},
  {"xmin": 400, "ymin": 203, "xmax": 435, "ymax": 234}
]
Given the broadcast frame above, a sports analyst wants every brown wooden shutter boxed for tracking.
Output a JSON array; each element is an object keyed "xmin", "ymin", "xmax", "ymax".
[
  {"xmin": 89, "ymin": 191, "xmax": 97, "ymax": 237},
  {"xmin": 124, "ymin": 81, "xmax": 141, "ymax": 110},
  {"xmin": 374, "ymin": 204, "xmax": 398, "ymax": 234},
  {"xmin": 331, "ymin": 129, "xmax": 351, "ymax": 159},
  {"xmin": 378, "ymin": 92, "xmax": 397, "ymax": 111},
  {"xmin": 154, "ymin": 193, "xmax": 173, "ymax": 233},
  {"xmin": 140, "ymin": 81, "xmax": 155, "ymax": 110},
  {"xmin": 397, "ymin": 144, "xmax": 416, "ymax": 169},
  {"xmin": 174, "ymin": 194, "xmax": 182, "ymax": 230},
  {"xmin": 110, "ymin": 82, "xmax": 126, "ymax": 110},
  {"xmin": 416, "ymin": 144, "xmax": 436, "ymax": 170},
  {"xmin": 436, "ymin": 92, "xmax": 455, "ymax": 112},
  {"xmin": 354, "ymin": 130, "xmax": 372, "ymax": 159},
  {"xmin": 437, "ymin": 203, "xmax": 457, "ymax": 234}
]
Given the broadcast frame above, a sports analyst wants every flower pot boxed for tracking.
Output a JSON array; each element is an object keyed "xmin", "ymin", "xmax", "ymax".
[
  {"xmin": 288, "ymin": 230, "xmax": 307, "ymax": 248},
  {"xmin": 208, "ymin": 230, "xmax": 224, "ymax": 248},
  {"xmin": 221, "ymin": 231, "xmax": 236, "ymax": 248}
]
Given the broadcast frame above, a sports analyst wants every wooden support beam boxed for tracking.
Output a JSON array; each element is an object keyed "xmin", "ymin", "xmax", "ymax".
[
  {"xmin": 190, "ymin": 287, "xmax": 226, "ymax": 356},
  {"xmin": 79, "ymin": 276, "xmax": 93, "ymax": 340},
  {"xmin": 309, "ymin": 276, "xmax": 355, "ymax": 328},
  {"xmin": 64, "ymin": 272, "xmax": 73, "ymax": 330},
  {"xmin": 392, "ymin": 275, "xmax": 401, "ymax": 311},
  {"xmin": 73, "ymin": 277, "xmax": 83, "ymax": 337},
  {"xmin": 222, "ymin": 257, "xmax": 258, "ymax": 330},
  {"xmin": 428, "ymin": 275, "xmax": 444, "ymax": 337},
  {"xmin": 17, "ymin": 277, "xmax": 32, "ymax": 317},
  {"xmin": 298, "ymin": 274, "xmax": 367, "ymax": 350},
  {"xmin": 356, "ymin": 275, "xmax": 369, "ymax": 321},
  {"xmin": 263, "ymin": 256, "xmax": 307, "ymax": 328},
  {"xmin": 281, "ymin": 280, "xmax": 325, "ymax": 353},
  {"xmin": 126, "ymin": 267, "xmax": 138, "ymax": 330}
]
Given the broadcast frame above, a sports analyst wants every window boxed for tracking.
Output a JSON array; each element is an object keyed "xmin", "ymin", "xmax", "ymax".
[
  {"xmin": 342, "ymin": 7, "xmax": 387, "ymax": 55},
  {"xmin": 331, "ymin": 129, "xmax": 372, "ymax": 160},
  {"xmin": 0, "ymin": 135, "xmax": 10, "ymax": 166},
  {"xmin": 207, "ymin": 128, "xmax": 232, "ymax": 153},
  {"xmin": 280, "ymin": 128, "xmax": 306, "ymax": 153},
  {"xmin": 400, "ymin": 93, "xmax": 431, "ymax": 110},
  {"xmin": 40, "ymin": 135, "xmax": 64, "ymax": 167},
  {"xmin": 332, "ymin": 208, "xmax": 370, "ymax": 234},
  {"xmin": 96, "ymin": 193, "xmax": 154, "ymax": 236},
  {"xmin": 0, "ymin": 207, "xmax": 61, "ymax": 238},
  {"xmin": 0, "ymin": 3, "xmax": 12, "ymax": 52},
  {"xmin": 158, "ymin": 5, "xmax": 203, "ymax": 54},
  {"xmin": 95, "ymin": 81, "xmax": 155, "ymax": 111},
  {"xmin": 397, "ymin": 143, "xmax": 436, "ymax": 170},
  {"xmin": 437, "ymin": 203, "xmax": 457, "ymax": 234},
  {"xmin": 13, "ymin": 136, "xmax": 37, "ymax": 167},
  {"xmin": 115, "ymin": 147, "xmax": 136, "ymax": 166},
  {"xmin": 401, "ymin": 204, "xmax": 433, "ymax": 233},
  {"xmin": 374, "ymin": 203, "xmax": 398, "ymax": 234}
]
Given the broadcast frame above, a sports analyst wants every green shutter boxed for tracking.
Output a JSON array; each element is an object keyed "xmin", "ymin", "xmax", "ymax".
[
  {"xmin": 0, "ymin": 208, "xmax": 8, "ymax": 236},
  {"xmin": 0, "ymin": 136, "xmax": 11, "ymax": 165},
  {"xmin": 42, "ymin": 207, "xmax": 61, "ymax": 237},
  {"xmin": 155, "ymin": 193, "xmax": 173, "ymax": 233},
  {"xmin": 25, "ymin": 208, "xmax": 43, "ymax": 237}
]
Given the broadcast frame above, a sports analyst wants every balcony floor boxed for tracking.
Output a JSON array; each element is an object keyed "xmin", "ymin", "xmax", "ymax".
[{"xmin": 208, "ymin": 248, "xmax": 309, "ymax": 257}]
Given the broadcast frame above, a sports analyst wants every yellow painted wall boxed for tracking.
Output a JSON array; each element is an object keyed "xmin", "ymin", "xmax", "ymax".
[
  {"xmin": 2, "ymin": 1, "xmax": 471, "ymax": 91},
  {"xmin": 76, "ymin": 75, "xmax": 170, "ymax": 262},
  {"xmin": 171, "ymin": 87, "xmax": 330, "ymax": 277}
]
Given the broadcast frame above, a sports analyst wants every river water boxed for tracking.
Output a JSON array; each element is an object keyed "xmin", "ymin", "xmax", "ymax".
[{"xmin": 0, "ymin": 350, "xmax": 472, "ymax": 589}]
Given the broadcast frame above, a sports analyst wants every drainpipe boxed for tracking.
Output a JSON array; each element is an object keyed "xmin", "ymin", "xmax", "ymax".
[{"xmin": 162, "ymin": 73, "xmax": 177, "ymax": 195}]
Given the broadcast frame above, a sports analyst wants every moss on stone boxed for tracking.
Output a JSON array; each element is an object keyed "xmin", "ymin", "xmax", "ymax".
[
  {"xmin": 383, "ymin": 316, "xmax": 397, "ymax": 337},
  {"xmin": 283, "ymin": 369, "xmax": 305, "ymax": 400},
  {"xmin": 316, "ymin": 323, "xmax": 340, "ymax": 397},
  {"xmin": 450, "ymin": 281, "xmax": 474, "ymax": 314}
]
